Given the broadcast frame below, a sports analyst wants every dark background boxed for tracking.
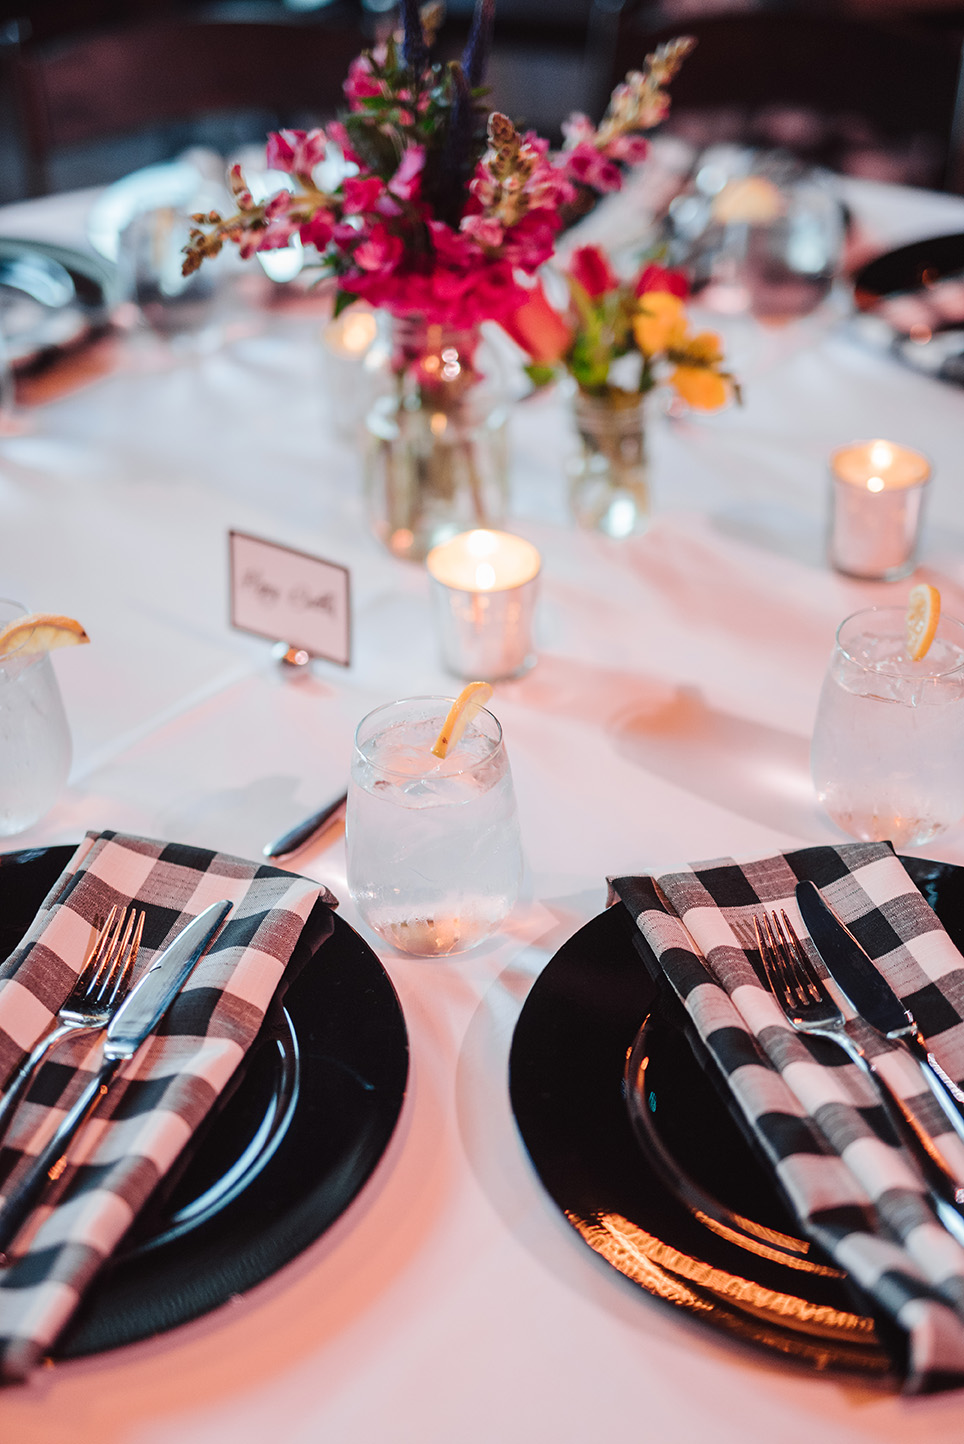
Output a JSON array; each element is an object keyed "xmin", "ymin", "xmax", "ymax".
[{"xmin": 2, "ymin": 0, "xmax": 963, "ymax": 203}]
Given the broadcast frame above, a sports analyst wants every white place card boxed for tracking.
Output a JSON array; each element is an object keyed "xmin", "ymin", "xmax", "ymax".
[{"xmin": 229, "ymin": 530, "xmax": 351, "ymax": 667}]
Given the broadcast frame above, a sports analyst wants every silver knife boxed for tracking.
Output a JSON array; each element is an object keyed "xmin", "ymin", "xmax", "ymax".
[
  {"xmin": 262, "ymin": 791, "xmax": 348, "ymax": 862},
  {"xmin": 796, "ymin": 879, "xmax": 964, "ymax": 1146},
  {"xmin": 0, "ymin": 897, "xmax": 233, "ymax": 1259}
]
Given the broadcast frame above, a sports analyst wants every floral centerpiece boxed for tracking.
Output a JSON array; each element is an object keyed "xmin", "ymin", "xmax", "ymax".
[
  {"xmin": 502, "ymin": 244, "xmax": 739, "ymax": 536},
  {"xmin": 183, "ymin": 1, "xmax": 694, "ymax": 556}
]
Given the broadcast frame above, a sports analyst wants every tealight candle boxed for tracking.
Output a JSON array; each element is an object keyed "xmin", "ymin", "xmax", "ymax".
[
  {"xmin": 829, "ymin": 439, "xmax": 931, "ymax": 580},
  {"xmin": 426, "ymin": 529, "xmax": 541, "ymax": 680}
]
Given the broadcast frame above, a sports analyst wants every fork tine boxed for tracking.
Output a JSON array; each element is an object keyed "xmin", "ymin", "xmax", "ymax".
[
  {"xmin": 92, "ymin": 908, "xmax": 135, "ymax": 1002},
  {"xmin": 754, "ymin": 914, "xmax": 790, "ymax": 1007},
  {"xmin": 86, "ymin": 907, "xmax": 129, "ymax": 999},
  {"xmin": 774, "ymin": 910, "xmax": 823, "ymax": 1003},
  {"xmin": 75, "ymin": 905, "xmax": 118, "ymax": 991},
  {"xmin": 105, "ymin": 910, "xmax": 144, "ymax": 1006}
]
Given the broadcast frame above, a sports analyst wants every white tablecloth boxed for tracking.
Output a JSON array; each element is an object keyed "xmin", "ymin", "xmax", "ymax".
[{"xmin": 3, "ymin": 174, "xmax": 964, "ymax": 1442}]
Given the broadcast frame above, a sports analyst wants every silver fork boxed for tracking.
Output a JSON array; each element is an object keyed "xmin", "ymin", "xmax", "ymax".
[
  {"xmin": 0, "ymin": 906, "xmax": 145, "ymax": 1145},
  {"xmin": 755, "ymin": 907, "xmax": 964, "ymax": 1240}
]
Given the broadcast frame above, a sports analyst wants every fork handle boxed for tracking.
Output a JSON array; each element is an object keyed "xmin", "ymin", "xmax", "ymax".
[
  {"xmin": 0, "ymin": 1057, "xmax": 119, "ymax": 1260},
  {"xmin": 0, "ymin": 1023, "xmax": 97, "ymax": 1152}
]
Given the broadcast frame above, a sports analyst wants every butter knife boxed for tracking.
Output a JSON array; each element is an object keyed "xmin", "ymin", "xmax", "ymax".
[
  {"xmin": 0, "ymin": 897, "xmax": 233, "ymax": 1259},
  {"xmin": 262, "ymin": 791, "xmax": 348, "ymax": 862},
  {"xmin": 796, "ymin": 879, "xmax": 964, "ymax": 1145}
]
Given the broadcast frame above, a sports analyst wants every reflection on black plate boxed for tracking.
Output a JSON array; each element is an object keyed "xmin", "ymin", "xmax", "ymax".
[
  {"xmin": 509, "ymin": 858, "xmax": 964, "ymax": 1381},
  {"xmin": 0, "ymin": 845, "xmax": 408, "ymax": 1359},
  {"xmin": 851, "ymin": 232, "xmax": 964, "ymax": 386},
  {"xmin": 0, "ymin": 238, "xmax": 118, "ymax": 374}
]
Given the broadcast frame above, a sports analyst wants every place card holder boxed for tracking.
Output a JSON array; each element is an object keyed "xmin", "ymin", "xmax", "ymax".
[{"xmin": 228, "ymin": 531, "xmax": 351, "ymax": 668}]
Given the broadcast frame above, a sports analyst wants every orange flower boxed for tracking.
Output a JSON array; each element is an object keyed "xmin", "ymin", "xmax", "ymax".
[
  {"xmin": 500, "ymin": 279, "xmax": 573, "ymax": 364},
  {"xmin": 632, "ymin": 291, "xmax": 687, "ymax": 356},
  {"xmin": 670, "ymin": 365, "xmax": 730, "ymax": 411}
]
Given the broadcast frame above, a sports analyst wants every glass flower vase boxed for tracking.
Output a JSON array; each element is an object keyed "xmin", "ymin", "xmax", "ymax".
[
  {"xmin": 364, "ymin": 317, "xmax": 509, "ymax": 562},
  {"xmin": 567, "ymin": 389, "xmax": 650, "ymax": 539}
]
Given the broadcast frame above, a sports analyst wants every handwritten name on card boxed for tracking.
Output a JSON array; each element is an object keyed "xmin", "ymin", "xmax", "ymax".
[{"xmin": 229, "ymin": 531, "xmax": 351, "ymax": 666}]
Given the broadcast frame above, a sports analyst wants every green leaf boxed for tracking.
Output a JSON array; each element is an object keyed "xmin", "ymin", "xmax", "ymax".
[
  {"xmin": 524, "ymin": 362, "xmax": 557, "ymax": 389},
  {"xmin": 332, "ymin": 289, "xmax": 357, "ymax": 319}
]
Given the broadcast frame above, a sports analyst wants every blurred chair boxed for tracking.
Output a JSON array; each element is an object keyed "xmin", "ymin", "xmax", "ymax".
[
  {"xmin": 7, "ymin": 8, "xmax": 364, "ymax": 195},
  {"xmin": 610, "ymin": 9, "xmax": 964, "ymax": 191}
]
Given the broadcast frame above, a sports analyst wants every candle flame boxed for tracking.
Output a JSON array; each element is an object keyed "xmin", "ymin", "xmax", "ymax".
[
  {"xmin": 869, "ymin": 440, "xmax": 893, "ymax": 470},
  {"xmin": 866, "ymin": 475, "xmax": 885, "ymax": 493},
  {"xmin": 474, "ymin": 563, "xmax": 497, "ymax": 590},
  {"xmin": 467, "ymin": 530, "xmax": 499, "ymax": 557}
]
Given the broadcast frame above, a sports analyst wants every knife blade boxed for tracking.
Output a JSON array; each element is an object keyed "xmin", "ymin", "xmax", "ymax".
[
  {"xmin": 0, "ymin": 897, "xmax": 233, "ymax": 1259},
  {"xmin": 262, "ymin": 791, "xmax": 347, "ymax": 862},
  {"xmin": 796, "ymin": 879, "xmax": 964, "ymax": 1145}
]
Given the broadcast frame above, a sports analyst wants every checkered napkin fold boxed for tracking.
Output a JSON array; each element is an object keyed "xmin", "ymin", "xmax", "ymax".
[
  {"xmin": 0, "ymin": 830, "xmax": 335, "ymax": 1382},
  {"xmin": 610, "ymin": 842, "xmax": 964, "ymax": 1395}
]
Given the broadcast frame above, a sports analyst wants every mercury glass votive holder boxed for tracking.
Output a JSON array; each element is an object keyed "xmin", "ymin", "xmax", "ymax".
[
  {"xmin": 426, "ymin": 529, "xmax": 541, "ymax": 681},
  {"xmin": 829, "ymin": 439, "xmax": 931, "ymax": 580}
]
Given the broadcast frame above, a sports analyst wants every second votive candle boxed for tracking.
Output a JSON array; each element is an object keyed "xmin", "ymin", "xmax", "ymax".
[
  {"xmin": 426, "ymin": 529, "xmax": 541, "ymax": 680},
  {"xmin": 829, "ymin": 439, "xmax": 931, "ymax": 580}
]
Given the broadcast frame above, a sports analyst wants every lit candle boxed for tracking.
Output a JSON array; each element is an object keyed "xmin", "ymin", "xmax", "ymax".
[
  {"xmin": 426, "ymin": 529, "xmax": 541, "ymax": 680},
  {"xmin": 323, "ymin": 306, "xmax": 378, "ymax": 359},
  {"xmin": 829, "ymin": 439, "xmax": 931, "ymax": 580}
]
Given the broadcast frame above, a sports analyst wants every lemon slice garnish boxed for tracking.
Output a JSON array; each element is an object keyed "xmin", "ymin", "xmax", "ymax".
[
  {"xmin": 431, "ymin": 681, "xmax": 494, "ymax": 760},
  {"xmin": 906, "ymin": 583, "xmax": 940, "ymax": 661},
  {"xmin": 0, "ymin": 612, "xmax": 89, "ymax": 659}
]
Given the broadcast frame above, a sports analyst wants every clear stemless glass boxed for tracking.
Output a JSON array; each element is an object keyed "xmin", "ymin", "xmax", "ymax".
[
  {"xmin": 0, "ymin": 599, "xmax": 72, "ymax": 835},
  {"xmin": 346, "ymin": 695, "xmax": 523, "ymax": 956},
  {"xmin": 811, "ymin": 606, "xmax": 964, "ymax": 847}
]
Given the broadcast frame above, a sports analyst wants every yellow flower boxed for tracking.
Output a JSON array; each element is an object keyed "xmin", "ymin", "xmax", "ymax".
[
  {"xmin": 633, "ymin": 292, "xmax": 687, "ymax": 356},
  {"xmin": 670, "ymin": 364, "xmax": 731, "ymax": 411},
  {"xmin": 675, "ymin": 330, "xmax": 724, "ymax": 366}
]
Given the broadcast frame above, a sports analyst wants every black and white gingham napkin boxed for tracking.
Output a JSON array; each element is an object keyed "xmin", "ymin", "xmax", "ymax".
[
  {"xmin": 0, "ymin": 831, "xmax": 335, "ymax": 1381},
  {"xmin": 611, "ymin": 842, "xmax": 964, "ymax": 1394}
]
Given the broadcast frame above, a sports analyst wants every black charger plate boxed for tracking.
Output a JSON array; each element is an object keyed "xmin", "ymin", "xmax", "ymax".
[
  {"xmin": 852, "ymin": 232, "xmax": 964, "ymax": 386},
  {"xmin": 508, "ymin": 857, "xmax": 964, "ymax": 1380},
  {"xmin": 0, "ymin": 844, "xmax": 409, "ymax": 1359}
]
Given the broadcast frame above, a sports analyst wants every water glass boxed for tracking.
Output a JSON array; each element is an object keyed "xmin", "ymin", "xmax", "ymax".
[
  {"xmin": 0, "ymin": 600, "xmax": 72, "ymax": 835},
  {"xmin": 811, "ymin": 607, "xmax": 964, "ymax": 847},
  {"xmin": 346, "ymin": 696, "xmax": 523, "ymax": 956}
]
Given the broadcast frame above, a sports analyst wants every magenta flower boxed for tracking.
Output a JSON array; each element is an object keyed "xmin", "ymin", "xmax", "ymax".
[
  {"xmin": 562, "ymin": 142, "xmax": 622, "ymax": 194},
  {"xmin": 342, "ymin": 176, "xmax": 385, "ymax": 215},
  {"xmin": 344, "ymin": 55, "xmax": 383, "ymax": 108},
  {"xmin": 266, "ymin": 128, "xmax": 327, "ymax": 176},
  {"xmin": 353, "ymin": 224, "xmax": 404, "ymax": 272},
  {"xmin": 388, "ymin": 147, "xmax": 426, "ymax": 202}
]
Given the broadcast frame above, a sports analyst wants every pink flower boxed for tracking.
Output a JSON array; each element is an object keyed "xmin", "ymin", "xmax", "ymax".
[
  {"xmin": 325, "ymin": 121, "xmax": 363, "ymax": 169},
  {"xmin": 388, "ymin": 146, "xmax": 425, "ymax": 201},
  {"xmin": 353, "ymin": 224, "xmax": 404, "ymax": 272},
  {"xmin": 562, "ymin": 142, "xmax": 622, "ymax": 194},
  {"xmin": 344, "ymin": 55, "xmax": 383, "ymax": 108},
  {"xmin": 568, "ymin": 245, "xmax": 619, "ymax": 298},
  {"xmin": 460, "ymin": 213, "xmax": 504, "ymax": 249},
  {"xmin": 266, "ymin": 128, "xmax": 327, "ymax": 176},
  {"xmin": 499, "ymin": 211, "xmax": 559, "ymax": 271},
  {"xmin": 342, "ymin": 176, "xmax": 384, "ymax": 215},
  {"xmin": 561, "ymin": 113, "xmax": 596, "ymax": 148},
  {"xmin": 299, "ymin": 210, "xmax": 335, "ymax": 251},
  {"xmin": 605, "ymin": 134, "xmax": 649, "ymax": 165},
  {"xmin": 634, "ymin": 263, "xmax": 689, "ymax": 299}
]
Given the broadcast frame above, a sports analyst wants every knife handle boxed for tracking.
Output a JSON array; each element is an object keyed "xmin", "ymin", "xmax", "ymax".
[
  {"xmin": 836, "ymin": 1031, "xmax": 964, "ymax": 1221},
  {"xmin": 0, "ymin": 1058, "xmax": 119, "ymax": 1260},
  {"xmin": 900, "ymin": 1031, "xmax": 964, "ymax": 1146}
]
